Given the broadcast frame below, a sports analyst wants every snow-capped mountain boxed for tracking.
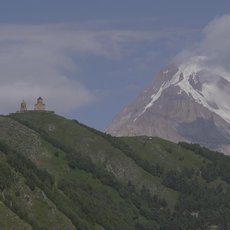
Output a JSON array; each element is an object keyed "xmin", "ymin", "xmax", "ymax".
[{"xmin": 107, "ymin": 56, "xmax": 230, "ymax": 154}]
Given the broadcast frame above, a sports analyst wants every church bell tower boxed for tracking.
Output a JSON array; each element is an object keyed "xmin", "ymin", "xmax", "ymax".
[
  {"xmin": 34, "ymin": 97, "xmax": 46, "ymax": 111},
  {"xmin": 20, "ymin": 100, "xmax": 27, "ymax": 112}
]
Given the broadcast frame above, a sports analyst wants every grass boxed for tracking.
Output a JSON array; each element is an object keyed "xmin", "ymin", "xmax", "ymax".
[
  {"xmin": 6, "ymin": 169, "xmax": 76, "ymax": 230},
  {"xmin": 121, "ymin": 136, "xmax": 206, "ymax": 171},
  {"xmin": 0, "ymin": 201, "xmax": 32, "ymax": 230}
]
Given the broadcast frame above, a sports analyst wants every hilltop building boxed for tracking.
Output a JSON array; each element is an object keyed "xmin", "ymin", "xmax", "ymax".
[
  {"xmin": 34, "ymin": 97, "xmax": 45, "ymax": 111},
  {"xmin": 17, "ymin": 97, "xmax": 53, "ymax": 113}
]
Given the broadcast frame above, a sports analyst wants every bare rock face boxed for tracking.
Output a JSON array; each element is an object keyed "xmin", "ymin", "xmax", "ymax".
[{"xmin": 107, "ymin": 57, "xmax": 230, "ymax": 154}]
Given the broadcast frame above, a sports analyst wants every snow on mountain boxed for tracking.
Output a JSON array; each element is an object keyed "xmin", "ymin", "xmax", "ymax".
[{"xmin": 134, "ymin": 56, "xmax": 230, "ymax": 124}]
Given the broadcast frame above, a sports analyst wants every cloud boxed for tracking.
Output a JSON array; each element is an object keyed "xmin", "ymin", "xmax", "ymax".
[
  {"xmin": 0, "ymin": 23, "xmax": 163, "ymax": 114},
  {"xmin": 201, "ymin": 14, "xmax": 230, "ymax": 70},
  {"xmin": 175, "ymin": 14, "xmax": 230, "ymax": 73}
]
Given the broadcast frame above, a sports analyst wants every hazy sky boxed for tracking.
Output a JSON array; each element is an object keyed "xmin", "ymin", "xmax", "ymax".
[{"xmin": 1, "ymin": 0, "xmax": 230, "ymax": 130}]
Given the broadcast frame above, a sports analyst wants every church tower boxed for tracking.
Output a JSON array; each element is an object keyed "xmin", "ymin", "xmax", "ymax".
[
  {"xmin": 20, "ymin": 100, "xmax": 27, "ymax": 112},
  {"xmin": 34, "ymin": 97, "xmax": 46, "ymax": 111}
]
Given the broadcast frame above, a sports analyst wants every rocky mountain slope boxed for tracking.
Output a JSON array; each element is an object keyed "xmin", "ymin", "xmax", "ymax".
[
  {"xmin": 0, "ymin": 112, "xmax": 230, "ymax": 229},
  {"xmin": 107, "ymin": 56, "xmax": 230, "ymax": 154}
]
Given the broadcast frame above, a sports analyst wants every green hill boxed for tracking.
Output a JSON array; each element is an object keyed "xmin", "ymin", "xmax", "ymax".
[{"xmin": 0, "ymin": 112, "xmax": 228, "ymax": 229}]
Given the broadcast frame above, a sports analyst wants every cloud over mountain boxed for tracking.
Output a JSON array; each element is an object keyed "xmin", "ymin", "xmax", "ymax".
[
  {"xmin": 173, "ymin": 14, "xmax": 230, "ymax": 119},
  {"xmin": 176, "ymin": 14, "xmax": 230, "ymax": 70}
]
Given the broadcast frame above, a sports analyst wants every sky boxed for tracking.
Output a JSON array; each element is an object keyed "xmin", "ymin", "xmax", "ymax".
[{"xmin": 0, "ymin": 0, "xmax": 230, "ymax": 131}]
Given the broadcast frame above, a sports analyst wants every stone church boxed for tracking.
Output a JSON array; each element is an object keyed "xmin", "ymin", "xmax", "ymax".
[{"xmin": 19, "ymin": 97, "xmax": 46, "ymax": 112}]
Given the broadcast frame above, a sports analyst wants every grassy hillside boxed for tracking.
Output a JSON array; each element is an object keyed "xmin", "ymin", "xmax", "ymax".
[
  {"xmin": 0, "ymin": 112, "xmax": 227, "ymax": 229},
  {"xmin": 9, "ymin": 112, "xmax": 177, "ymax": 204}
]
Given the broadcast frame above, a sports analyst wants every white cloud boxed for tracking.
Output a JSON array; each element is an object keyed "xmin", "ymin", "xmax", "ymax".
[
  {"xmin": 201, "ymin": 14, "xmax": 230, "ymax": 71},
  {"xmin": 0, "ymin": 24, "xmax": 163, "ymax": 114},
  {"xmin": 175, "ymin": 14, "xmax": 230, "ymax": 72}
]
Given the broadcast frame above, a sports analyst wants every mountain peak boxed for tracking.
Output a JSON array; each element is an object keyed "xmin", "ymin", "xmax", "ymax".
[{"xmin": 107, "ymin": 58, "xmax": 230, "ymax": 154}]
